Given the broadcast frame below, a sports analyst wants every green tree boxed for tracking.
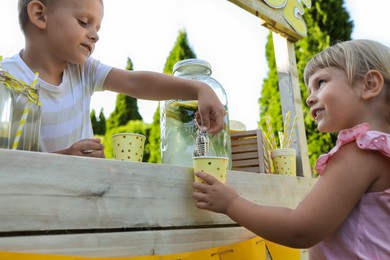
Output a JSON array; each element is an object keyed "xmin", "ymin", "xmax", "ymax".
[
  {"xmin": 90, "ymin": 109, "xmax": 98, "ymax": 133},
  {"xmin": 90, "ymin": 108, "xmax": 106, "ymax": 135},
  {"xmin": 107, "ymin": 57, "xmax": 143, "ymax": 129},
  {"xmin": 147, "ymin": 29, "xmax": 197, "ymax": 163},
  {"xmin": 98, "ymin": 108, "xmax": 106, "ymax": 135},
  {"xmin": 146, "ymin": 104, "xmax": 161, "ymax": 163},
  {"xmin": 259, "ymin": 0, "xmax": 353, "ymax": 174},
  {"xmin": 163, "ymin": 29, "xmax": 196, "ymax": 74}
]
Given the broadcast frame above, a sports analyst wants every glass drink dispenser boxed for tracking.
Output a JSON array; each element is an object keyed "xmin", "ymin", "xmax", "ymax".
[{"xmin": 160, "ymin": 59, "xmax": 232, "ymax": 168}]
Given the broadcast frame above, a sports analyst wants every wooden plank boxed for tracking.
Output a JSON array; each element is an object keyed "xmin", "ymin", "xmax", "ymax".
[
  {"xmin": 0, "ymin": 149, "xmax": 315, "ymax": 233},
  {"xmin": 231, "ymin": 144, "xmax": 258, "ymax": 153},
  {"xmin": 232, "ymin": 166, "xmax": 261, "ymax": 173},
  {"xmin": 232, "ymin": 151, "xmax": 259, "ymax": 160},
  {"xmin": 230, "ymin": 129, "xmax": 258, "ymax": 139},
  {"xmin": 232, "ymin": 159, "xmax": 260, "ymax": 167},
  {"xmin": 0, "ymin": 227, "xmax": 256, "ymax": 257},
  {"xmin": 231, "ymin": 138, "xmax": 257, "ymax": 146},
  {"xmin": 227, "ymin": 0, "xmax": 303, "ymax": 42}
]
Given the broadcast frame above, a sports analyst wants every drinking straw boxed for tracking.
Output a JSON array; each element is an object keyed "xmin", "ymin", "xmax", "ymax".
[
  {"xmin": 282, "ymin": 111, "xmax": 291, "ymax": 148},
  {"xmin": 260, "ymin": 127, "xmax": 273, "ymax": 173},
  {"xmin": 286, "ymin": 115, "xmax": 298, "ymax": 148},
  {"xmin": 11, "ymin": 72, "xmax": 39, "ymax": 150},
  {"xmin": 11, "ymin": 106, "xmax": 30, "ymax": 149},
  {"xmin": 265, "ymin": 116, "xmax": 277, "ymax": 150},
  {"xmin": 278, "ymin": 131, "xmax": 284, "ymax": 149}
]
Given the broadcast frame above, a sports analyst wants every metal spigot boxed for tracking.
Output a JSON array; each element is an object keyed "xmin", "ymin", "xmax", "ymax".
[{"xmin": 193, "ymin": 129, "xmax": 209, "ymax": 157}]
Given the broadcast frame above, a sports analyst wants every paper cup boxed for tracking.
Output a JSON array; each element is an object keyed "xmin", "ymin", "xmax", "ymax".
[
  {"xmin": 112, "ymin": 133, "xmax": 146, "ymax": 162},
  {"xmin": 192, "ymin": 156, "xmax": 229, "ymax": 184},
  {"xmin": 271, "ymin": 148, "xmax": 296, "ymax": 176}
]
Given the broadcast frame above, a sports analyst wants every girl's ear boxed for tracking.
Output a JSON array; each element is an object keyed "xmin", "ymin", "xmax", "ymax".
[
  {"xmin": 362, "ymin": 70, "xmax": 384, "ymax": 100},
  {"xmin": 27, "ymin": 0, "xmax": 48, "ymax": 30}
]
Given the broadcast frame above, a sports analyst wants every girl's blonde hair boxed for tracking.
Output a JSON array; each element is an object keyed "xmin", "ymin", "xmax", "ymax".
[{"xmin": 304, "ymin": 39, "xmax": 390, "ymax": 90}]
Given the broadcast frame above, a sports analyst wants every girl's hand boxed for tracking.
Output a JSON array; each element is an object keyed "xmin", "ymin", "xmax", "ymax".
[
  {"xmin": 192, "ymin": 172, "xmax": 239, "ymax": 214},
  {"xmin": 55, "ymin": 138, "xmax": 105, "ymax": 158}
]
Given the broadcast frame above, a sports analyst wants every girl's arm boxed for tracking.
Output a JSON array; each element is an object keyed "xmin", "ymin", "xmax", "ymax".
[
  {"xmin": 193, "ymin": 142, "xmax": 384, "ymax": 248},
  {"xmin": 103, "ymin": 68, "xmax": 225, "ymax": 134}
]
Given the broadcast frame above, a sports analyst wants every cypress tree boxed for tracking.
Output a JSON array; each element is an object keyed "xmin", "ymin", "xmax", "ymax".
[
  {"xmin": 90, "ymin": 109, "xmax": 98, "ymax": 134},
  {"xmin": 91, "ymin": 108, "xmax": 107, "ymax": 135},
  {"xmin": 107, "ymin": 58, "xmax": 143, "ymax": 129},
  {"xmin": 98, "ymin": 108, "xmax": 106, "ymax": 135}
]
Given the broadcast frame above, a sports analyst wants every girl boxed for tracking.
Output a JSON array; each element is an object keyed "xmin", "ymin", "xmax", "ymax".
[{"xmin": 192, "ymin": 39, "xmax": 390, "ymax": 258}]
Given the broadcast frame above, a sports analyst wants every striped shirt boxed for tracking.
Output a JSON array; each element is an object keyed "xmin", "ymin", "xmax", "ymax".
[{"xmin": 2, "ymin": 53, "xmax": 112, "ymax": 152}]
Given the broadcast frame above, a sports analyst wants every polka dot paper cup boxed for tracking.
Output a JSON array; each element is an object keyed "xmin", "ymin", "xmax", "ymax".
[
  {"xmin": 192, "ymin": 156, "xmax": 229, "ymax": 184},
  {"xmin": 112, "ymin": 133, "xmax": 146, "ymax": 162},
  {"xmin": 271, "ymin": 148, "xmax": 296, "ymax": 176}
]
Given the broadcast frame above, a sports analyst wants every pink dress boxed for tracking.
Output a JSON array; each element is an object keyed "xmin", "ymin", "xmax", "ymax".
[{"xmin": 309, "ymin": 123, "xmax": 390, "ymax": 259}]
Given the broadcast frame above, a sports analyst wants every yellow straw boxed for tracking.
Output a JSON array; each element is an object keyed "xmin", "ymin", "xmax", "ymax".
[
  {"xmin": 286, "ymin": 115, "xmax": 298, "ymax": 148},
  {"xmin": 12, "ymin": 106, "xmax": 30, "ymax": 149},
  {"xmin": 282, "ymin": 111, "xmax": 291, "ymax": 148},
  {"xmin": 265, "ymin": 116, "xmax": 277, "ymax": 150},
  {"xmin": 260, "ymin": 127, "xmax": 273, "ymax": 173},
  {"xmin": 11, "ymin": 72, "xmax": 39, "ymax": 150},
  {"xmin": 278, "ymin": 131, "xmax": 284, "ymax": 149}
]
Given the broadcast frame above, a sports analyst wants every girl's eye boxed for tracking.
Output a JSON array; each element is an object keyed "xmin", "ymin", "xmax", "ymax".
[
  {"xmin": 78, "ymin": 19, "xmax": 88, "ymax": 27},
  {"xmin": 318, "ymin": 80, "xmax": 326, "ymax": 88}
]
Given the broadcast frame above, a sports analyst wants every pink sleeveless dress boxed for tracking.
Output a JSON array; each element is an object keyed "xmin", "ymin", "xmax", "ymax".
[{"xmin": 309, "ymin": 123, "xmax": 390, "ymax": 259}]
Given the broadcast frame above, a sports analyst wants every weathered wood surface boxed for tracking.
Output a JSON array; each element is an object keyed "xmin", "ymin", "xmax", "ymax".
[
  {"xmin": 0, "ymin": 149, "xmax": 315, "ymax": 256},
  {"xmin": 228, "ymin": 0, "xmax": 303, "ymax": 41}
]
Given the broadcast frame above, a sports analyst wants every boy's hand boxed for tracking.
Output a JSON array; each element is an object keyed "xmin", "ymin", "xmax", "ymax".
[
  {"xmin": 196, "ymin": 85, "xmax": 225, "ymax": 135},
  {"xmin": 56, "ymin": 138, "xmax": 105, "ymax": 158}
]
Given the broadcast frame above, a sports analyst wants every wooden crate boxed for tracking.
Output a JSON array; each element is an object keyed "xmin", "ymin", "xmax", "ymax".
[{"xmin": 230, "ymin": 129, "xmax": 272, "ymax": 173}]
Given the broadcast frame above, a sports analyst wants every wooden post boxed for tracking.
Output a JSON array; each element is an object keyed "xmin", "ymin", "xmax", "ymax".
[{"xmin": 272, "ymin": 33, "xmax": 311, "ymax": 177}]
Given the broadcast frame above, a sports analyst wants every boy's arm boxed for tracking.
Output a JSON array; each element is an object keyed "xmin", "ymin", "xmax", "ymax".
[{"xmin": 103, "ymin": 68, "xmax": 225, "ymax": 134}]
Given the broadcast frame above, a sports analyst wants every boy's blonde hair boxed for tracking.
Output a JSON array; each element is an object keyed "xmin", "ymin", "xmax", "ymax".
[
  {"xmin": 18, "ymin": 0, "xmax": 103, "ymax": 33},
  {"xmin": 304, "ymin": 39, "xmax": 390, "ymax": 90}
]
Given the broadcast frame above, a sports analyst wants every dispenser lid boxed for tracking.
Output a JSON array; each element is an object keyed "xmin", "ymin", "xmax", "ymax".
[{"xmin": 173, "ymin": 59, "xmax": 212, "ymax": 74}]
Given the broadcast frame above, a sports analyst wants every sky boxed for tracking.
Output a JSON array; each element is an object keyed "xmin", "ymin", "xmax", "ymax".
[{"xmin": 1, "ymin": 0, "xmax": 389, "ymax": 130}]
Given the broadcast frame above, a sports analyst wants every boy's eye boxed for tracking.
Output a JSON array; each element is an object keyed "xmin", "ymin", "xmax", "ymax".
[{"xmin": 78, "ymin": 19, "xmax": 88, "ymax": 27}]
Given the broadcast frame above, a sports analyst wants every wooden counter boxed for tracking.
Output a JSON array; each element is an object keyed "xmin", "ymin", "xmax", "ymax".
[{"xmin": 0, "ymin": 149, "xmax": 315, "ymax": 257}]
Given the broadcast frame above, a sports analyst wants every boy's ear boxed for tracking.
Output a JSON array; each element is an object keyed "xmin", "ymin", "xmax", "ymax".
[
  {"xmin": 27, "ymin": 0, "xmax": 48, "ymax": 30},
  {"xmin": 361, "ymin": 70, "xmax": 384, "ymax": 100}
]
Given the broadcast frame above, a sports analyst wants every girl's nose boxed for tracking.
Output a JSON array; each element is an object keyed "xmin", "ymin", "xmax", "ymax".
[{"xmin": 306, "ymin": 94, "xmax": 316, "ymax": 107}]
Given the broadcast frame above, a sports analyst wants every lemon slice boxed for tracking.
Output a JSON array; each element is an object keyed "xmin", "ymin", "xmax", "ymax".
[
  {"xmin": 170, "ymin": 100, "xmax": 198, "ymax": 110},
  {"xmin": 229, "ymin": 120, "xmax": 246, "ymax": 132}
]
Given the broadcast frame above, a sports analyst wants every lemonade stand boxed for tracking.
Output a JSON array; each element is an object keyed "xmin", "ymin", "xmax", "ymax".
[{"xmin": 0, "ymin": 0, "xmax": 315, "ymax": 259}]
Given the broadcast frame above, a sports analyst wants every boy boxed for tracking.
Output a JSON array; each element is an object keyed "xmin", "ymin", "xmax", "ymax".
[{"xmin": 3, "ymin": 0, "xmax": 225, "ymax": 158}]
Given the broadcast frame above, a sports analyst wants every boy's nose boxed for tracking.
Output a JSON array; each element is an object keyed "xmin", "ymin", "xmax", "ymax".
[{"xmin": 89, "ymin": 31, "xmax": 99, "ymax": 43}]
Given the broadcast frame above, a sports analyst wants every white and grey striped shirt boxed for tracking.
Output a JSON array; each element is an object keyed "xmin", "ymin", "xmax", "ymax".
[{"xmin": 3, "ymin": 53, "xmax": 112, "ymax": 152}]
